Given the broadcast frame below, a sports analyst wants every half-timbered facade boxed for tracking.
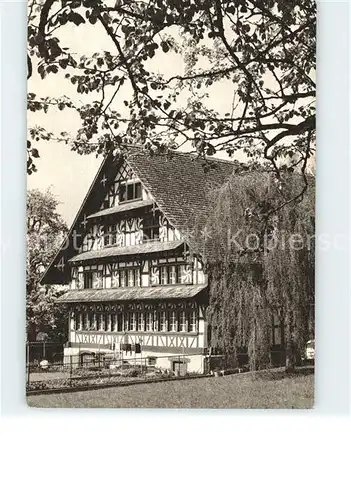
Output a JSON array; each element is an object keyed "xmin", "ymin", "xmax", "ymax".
[{"xmin": 41, "ymin": 148, "xmax": 235, "ymax": 373}]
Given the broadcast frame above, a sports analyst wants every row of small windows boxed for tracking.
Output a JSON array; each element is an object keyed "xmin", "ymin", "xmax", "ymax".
[
  {"xmin": 102, "ymin": 181, "xmax": 142, "ymax": 209},
  {"xmin": 74, "ymin": 310, "xmax": 198, "ymax": 333},
  {"xmin": 75, "ymin": 264, "xmax": 193, "ymax": 289},
  {"xmin": 151, "ymin": 265, "xmax": 192, "ymax": 285},
  {"xmin": 81, "ymin": 214, "xmax": 163, "ymax": 252},
  {"xmin": 101, "ymin": 221, "xmax": 159, "ymax": 246},
  {"xmin": 82, "ymin": 268, "xmax": 141, "ymax": 289}
]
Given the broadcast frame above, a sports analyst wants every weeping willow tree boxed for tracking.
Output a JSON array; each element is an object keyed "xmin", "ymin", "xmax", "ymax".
[{"xmin": 193, "ymin": 166, "xmax": 315, "ymax": 371}]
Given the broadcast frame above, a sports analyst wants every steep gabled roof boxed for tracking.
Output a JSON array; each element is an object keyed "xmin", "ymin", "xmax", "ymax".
[
  {"xmin": 125, "ymin": 147, "xmax": 236, "ymax": 234},
  {"xmin": 41, "ymin": 146, "xmax": 238, "ymax": 285}
]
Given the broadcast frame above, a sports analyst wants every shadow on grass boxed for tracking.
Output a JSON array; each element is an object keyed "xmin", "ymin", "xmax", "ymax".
[{"xmin": 249, "ymin": 365, "xmax": 314, "ymax": 381}]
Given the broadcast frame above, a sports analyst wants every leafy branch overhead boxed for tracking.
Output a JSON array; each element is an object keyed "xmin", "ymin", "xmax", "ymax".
[{"xmin": 28, "ymin": 0, "xmax": 316, "ymax": 176}]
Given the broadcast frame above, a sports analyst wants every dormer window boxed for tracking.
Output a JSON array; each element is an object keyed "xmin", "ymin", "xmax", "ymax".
[{"xmin": 119, "ymin": 181, "xmax": 142, "ymax": 203}]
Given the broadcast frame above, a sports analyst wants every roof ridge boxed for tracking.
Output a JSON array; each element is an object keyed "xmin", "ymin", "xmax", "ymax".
[{"xmin": 120, "ymin": 143, "xmax": 243, "ymax": 168}]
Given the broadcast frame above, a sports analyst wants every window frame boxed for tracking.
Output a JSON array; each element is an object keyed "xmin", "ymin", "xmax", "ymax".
[
  {"xmin": 169, "ymin": 265, "xmax": 178, "ymax": 284},
  {"xmin": 128, "ymin": 312, "xmax": 136, "ymax": 332},
  {"xmin": 178, "ymin": 310, "xmax": 187, "ymax": 332},
  {"xmin": 110, "ymin": 314, "xmax": 117, "ymax": 332},
  {"xmin": 119, "ymin": 269, "xmax": 127, "ymax": 287},
  {"xmin": 145, "ymin": 312, "xmax": 153, "ymax": 332},
  {"xmin": 119, "ymin": 181, "xmax": 142, "ymax": 204},
  {"xmin": 128, "ymin": 268, "xmax": 135, "ymax": 287},
  {"xmin": 117, "ymin": 313, "xmax": 123, "ymax": 332},
  {"xmin": 137, "ymin": 312, "xmax": 144, "ymax": 332},
  {"xmin": 147, "ymin": 357, "xmax": 157, "ymax": 366},
  {"xmin": 160, "ymin": 266, "xmax": 168, "ymax": 285},
  {"xmin": 159, "ymin": 311, "xmax": 167, "ymax": 332},
  {"xmin": 189, "ymin": 310, "xmax": 197, "ymax": 332},
  {"xmin": 84, "ymin": 271, "xmax": 93, "ymax": 289},
  {"xmin": 97, "ymin": 313, "xmax": 104, "ymax": 332},
  {"xmin": 169, "ymin": 310, "xmax": 177, "ymax": 332}
]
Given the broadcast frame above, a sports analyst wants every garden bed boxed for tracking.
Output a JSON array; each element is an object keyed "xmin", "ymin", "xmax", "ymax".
[{"xmin": 27, "ymin": 367, "xmax": 181, "ymax": 392}]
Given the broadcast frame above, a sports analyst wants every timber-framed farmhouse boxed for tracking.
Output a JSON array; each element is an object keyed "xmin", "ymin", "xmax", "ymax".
[{"xmin": 41, "ymin": 147, "xmax": 236, "ymax": 373}]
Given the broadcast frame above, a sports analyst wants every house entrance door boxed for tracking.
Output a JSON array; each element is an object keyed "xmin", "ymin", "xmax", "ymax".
[{"xmin": 173, "ymin": 360, "xmax": 187, "ymax": 376}]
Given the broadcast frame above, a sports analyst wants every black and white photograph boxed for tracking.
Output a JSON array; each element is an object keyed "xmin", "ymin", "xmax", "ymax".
[{"xmin": 26, "ymin": 0, "xmax": 316, "ymax": 408}]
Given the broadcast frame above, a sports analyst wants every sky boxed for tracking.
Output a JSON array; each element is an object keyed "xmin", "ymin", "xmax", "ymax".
[{"xmin": 27, "ymin": 17, "xmax": 117, "ymax": 225}]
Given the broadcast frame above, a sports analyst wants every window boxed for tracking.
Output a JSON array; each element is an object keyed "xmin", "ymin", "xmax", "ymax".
[
  {"xmin": 97, "ymin": 313, "xmax": 104, "ymax": 332},
  {"xmin": 128, "ymin": 269, "xmax": 134, "ymax": 287},
  {"xmin": 160, "ymin": 266, "xmax": 168, "ymax": 285},
  {"xmin": 104, "ymin": 225, "xmax": 117, "ymax": 246},
  {"xmin": 169, "ymin": 265, "xmax": 178, "ymax": 284},
  {"xmin": 111, "ymin": 314, "xmax": 117, "ymax": 332},
  {"xmin": 189, "ymin": 311, "xmax": 197, "ymax": 332},
  {"xmin": 159, "ymin": 311, "xmax": 167, "ymax": 332},
  {"xmin": 119, "ymin": 184, "xmax": 127, "ymax": 203},
  {"xmin": 145, "ymin": 312, "xmax": 153, "ymax": 332},
  {"xmin": 110, "ymin": 268, "xmax": 140, "ymax": 288},
  {"xmin": 119, "ymin": 269, "xmax": 126, "ymax": 287},
  {"xmin": 119, "ymin": 182, "xmax": 142, "ymax": 203},
  {"xmin": 147, "ymin": 357, "xmax": 157, "ymax": 366},
  {"xmin": 83, "ymin": 313, "xmax": 89, "ymax": 330},
  {"xmin": 137, "ymin": 313, "xmax": 144, "ymax": 331},
  {"xmin": 117, "ymin": 313, "xmax": 123, "ymax": 332},
  {"xmin": 179, "ymin": 311, "xmax": 187, "ymax": 332},
  {"xmin": 129, "ymin": 312, "xmax": 136, "ymax": 331},
  {"xmin": 134, "ymin": 268, "xmax": 141, "ymax": 287},
  {"xmin": 89, "ymin": 312, "xmax": 95, "ymax": 329},
  {"xmin": 143, "ymin": 215, "xmax": 160, "ymax": 241},
  {"xmin": 105, "ymin": 314, "xmax": 111, "ymax": 331},
  {"xmin": 84, "ymin": 271, "xmax": 93, "ymax": 289},
  {"xmin": 169, "ymin": 311, "xmax": 177, "ymax": 332},
  {"xmin": 77, "ymin": 313, "xmax": 83, "ymax": 330},
  {"xmin": 128, "ymin": 182, "xmax": 141, "ymax": 200},
  {"xmin": 104, "ymin": 314, "xmax": 109, "ymax": 331},
  {"xmin": 143, "ymin": 225, "xmax": 159, "ymax": 241},
  {"xmin": 135, "ymin": 183, "xmax": 142, "ymax": 199}
]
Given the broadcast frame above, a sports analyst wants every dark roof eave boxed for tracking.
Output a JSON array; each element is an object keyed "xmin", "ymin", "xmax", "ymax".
[
  {"xmin": 87, "ymin": 199, "xmax": 153, "ymax": 220},
  {"xmin": 56, "ymin": 284, "xmax": 207, "ymax": 303},
  {"xmin": 69, "ymin": 240, "xmax": 184, "ymax": 263}
]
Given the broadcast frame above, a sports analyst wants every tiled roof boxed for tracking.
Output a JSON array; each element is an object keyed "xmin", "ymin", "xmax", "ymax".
[
  {"xmin": 87, "ymin": 199, "xmax": 153, "ymax": 220},
  {"xmin": 125, "ymin": 147, "xmax": 236, "ymax": 234},
  {"xmin": 69, "ymin": 240, "xmax": 184, "ymax": 263},
  {"xmin": 56, "ymin": 284, "xmax": 207, "ymax": 302}
]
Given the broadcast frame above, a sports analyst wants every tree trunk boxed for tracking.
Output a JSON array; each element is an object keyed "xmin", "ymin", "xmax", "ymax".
[{"xmin": 285, "ymin": 312, "xmax": 295, "ymax": 373}]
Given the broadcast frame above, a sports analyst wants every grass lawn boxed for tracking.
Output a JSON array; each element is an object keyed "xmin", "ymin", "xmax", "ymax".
[{"xmin": 27, "ymin": 369, "xmax": 314, "ymax": 409}]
